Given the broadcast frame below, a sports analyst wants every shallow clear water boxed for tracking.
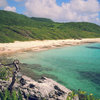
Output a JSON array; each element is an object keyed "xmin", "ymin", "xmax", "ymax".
[{"xmin": 9, "ymin": 43, "xmax": 100, "ymax": 97}]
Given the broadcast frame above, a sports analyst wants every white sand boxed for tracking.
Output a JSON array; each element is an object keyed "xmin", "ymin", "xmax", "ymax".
[{"xmin": 0, "ymin": 38, "xmax": 100, "ymax": 55}]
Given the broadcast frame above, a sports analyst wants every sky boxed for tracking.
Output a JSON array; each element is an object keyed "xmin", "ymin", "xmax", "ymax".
[{"xmin": 0, "ymin": 0, "xmax": 100, "ymax": 25}]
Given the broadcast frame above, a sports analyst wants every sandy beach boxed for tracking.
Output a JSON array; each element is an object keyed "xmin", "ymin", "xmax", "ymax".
[{"xmin": 0, "ymin": 38, "xmax": 100, "ymax": 55}]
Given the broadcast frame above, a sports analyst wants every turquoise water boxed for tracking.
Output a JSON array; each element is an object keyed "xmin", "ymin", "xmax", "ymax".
[{"xmin": 10, "ymin": 43, "xmax": 100, "ymax": 97}]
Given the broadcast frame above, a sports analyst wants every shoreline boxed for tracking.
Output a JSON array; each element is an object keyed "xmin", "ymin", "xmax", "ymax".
[{"xmin": 0, "ymin": 38, "xmax": 100, "ymax": 56}]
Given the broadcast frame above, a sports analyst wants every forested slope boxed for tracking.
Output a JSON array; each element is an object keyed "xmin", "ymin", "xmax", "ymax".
[{"xmin": 0, "ymin": 10, "xmax": 100, "ymax": 43}]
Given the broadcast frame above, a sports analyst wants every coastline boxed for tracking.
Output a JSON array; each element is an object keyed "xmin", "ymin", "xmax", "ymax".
[{"xmin": 0, "ymin": 38, "xmax": 100, "ymax": 55}]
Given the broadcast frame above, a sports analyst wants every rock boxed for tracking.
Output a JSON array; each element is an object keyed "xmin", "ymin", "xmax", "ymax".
[
  {"xmin": 29, "ymin": 84, "xmax": 35, "ymax": 88},
  {"xmin": 20, "ymin": 76, "xmax": 73, "ymax": 100},
  {"xmin": 0, "ymin": 75, "xmax": 78, "ymax": 100},
  {"xmin": 28, "ymin": 95, "xmax": 41, "ymax": 100},
  {"xmin": 41, "ymin": 76, "xmax": 46, "ymax": 80},
  {"xmin": 21, "ymin": 89, "xmax": 29, "ymax": 99},
  {"xmin": 20, "ymin": 78, "xmax": 26, "ymax": 86}
]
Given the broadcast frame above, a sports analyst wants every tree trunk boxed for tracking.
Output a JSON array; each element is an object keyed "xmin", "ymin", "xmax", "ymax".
[{"xmin": 8, "ymin": 60, "xmax": 20, "ymax": 92}]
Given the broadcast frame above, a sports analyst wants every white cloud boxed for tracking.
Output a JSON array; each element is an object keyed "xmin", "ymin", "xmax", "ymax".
[
  {"xmin": 4, "ymin": 6, "xmax": 16, "ymax": 12},
  {"xmin": 25, "ymin": 0, "xmax": 100, "ymax": 24},
  {"xmin": 0, "ymin": 0, "xmax": 8, "ymax": 7},
  {"xmin": 25, "ymin": 0, "xmax": 62, "ymax": 20}
]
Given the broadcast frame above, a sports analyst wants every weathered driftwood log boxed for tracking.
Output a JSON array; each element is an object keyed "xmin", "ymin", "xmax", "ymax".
[{"xmin": 8, "ymin": 60, "xmax": 20, "ymax": 92}]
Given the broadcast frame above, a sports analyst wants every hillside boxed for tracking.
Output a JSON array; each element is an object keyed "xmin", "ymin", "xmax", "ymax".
[{"xmin": 0, "ymin": 10, "xmax": 100, "ymax": 43}]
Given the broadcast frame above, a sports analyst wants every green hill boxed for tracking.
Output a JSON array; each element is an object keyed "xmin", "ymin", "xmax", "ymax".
[
  {"xmin": 31, "ymin": 17, "xmax": 53, "ymax": 22},
  {"xmin": 0, "ymin": 10, "xmax": 100, "ymax": 43}
]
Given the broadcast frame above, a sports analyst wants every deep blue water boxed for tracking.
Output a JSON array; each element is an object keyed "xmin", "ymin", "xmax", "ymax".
[{"xmin": 9, "ymin": 43, "xmax": 100, "ymax": 98}]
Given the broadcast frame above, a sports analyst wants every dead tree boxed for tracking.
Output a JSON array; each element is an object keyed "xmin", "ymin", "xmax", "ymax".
[{"xmin": 8, "ymin": 60, "xmax": 20, "ymax": 92}]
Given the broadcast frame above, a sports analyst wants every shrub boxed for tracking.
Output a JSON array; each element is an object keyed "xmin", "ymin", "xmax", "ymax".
[
  {"xmin": 66, "ymin": 90, "xmax": 100, "ymax": 100},
  {"xmin": 0, "ymin": 66, "xmax": 8, "ymax": 80},
  {"xmin": 0, "ymin": 89, "xmax": 23, "ymax": 100}
]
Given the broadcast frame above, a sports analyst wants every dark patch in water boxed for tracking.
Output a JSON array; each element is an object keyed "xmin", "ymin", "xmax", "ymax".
[
  {"xmin": 96, "ymin": 86, "xmax": 100, "ymax": 91},
  {"xmin": 20, "ymin": 63, "xmax": 53, "ymax": 80},
  {"xmin": 30, "ymin": 64, "xmax": 53, "ymax": 72},
  {"xmin": 21, "ymin": 63, "xmax": 52, "ymax": 72},
  {"xmin": 78, "ymin": 71, "xmax": 100, "ymax": 85},
  {"xmin": 86, "ymin": 46, "xmax": 100, "ymax": 50},
  {"xmin": 20, "ymin": 64, "xmax": 41, "ymax": 80}
]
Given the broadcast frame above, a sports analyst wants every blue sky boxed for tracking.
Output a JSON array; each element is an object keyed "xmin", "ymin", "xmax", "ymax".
[
  {"xmin": 6, "ymin": 0, "xmax": 71, "ymax": 13},
  {"xmin": 56, "ymin": 0, "xmax": 70, "ymax": 5},
  {"xmin": 7, "ymin": 0, "xmax": 26, "ymax": 14},
  {"xmin": 0, "ymin": 0, "xmax": 100, "ymax": 24}
]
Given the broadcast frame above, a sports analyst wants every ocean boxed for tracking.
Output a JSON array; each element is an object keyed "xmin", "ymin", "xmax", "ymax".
[{"xmin": 9, "ymin": 43, "xmax": 100, "ymax": 98}]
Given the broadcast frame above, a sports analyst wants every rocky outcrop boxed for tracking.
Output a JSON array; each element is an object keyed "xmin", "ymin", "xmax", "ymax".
[
  {"xmin": 0, "ymin": 75, "xmax": 78, "ymax": 100},
  {"xmin": 19, "ymin": 76, "xmax": 72, "ymax": 100}
]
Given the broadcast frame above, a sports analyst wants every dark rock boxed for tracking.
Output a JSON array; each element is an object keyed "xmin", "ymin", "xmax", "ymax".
[
  {"xmin": 38, "ymin": 80, "xmax": 43, "ymax": 83},
  {"xmin": 54, "ymin": 85, "xmax": 65, "ymax": 94},
  {"xmin": 22, "ymin": 90, "xmax": 29, "ymax": 99},
  {"xmin": 55, "ymin": 90, "xmax": 64, "ymax": 96},
  {"xmin": 41, "ymin": 76, "xmax": 46, "ymax": 80},
  {"xmin": 54, "ymin": 85, "xmax": 60, "ymax": 91},
  {"xmin": 28, "ymin": 95, "xmax": 39, "ymax": 100},
  {"xmin": 29, "ymin": 84, "xmax": 35, "ymax": 88},
  {"xmin": 20, "ymin": 78, "xmax": 26, "ymax": 86}
]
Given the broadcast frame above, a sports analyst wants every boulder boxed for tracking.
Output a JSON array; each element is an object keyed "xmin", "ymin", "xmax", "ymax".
[{"xmin": 20, "ymin": 76, "xmax": 75, "ymax": 100}]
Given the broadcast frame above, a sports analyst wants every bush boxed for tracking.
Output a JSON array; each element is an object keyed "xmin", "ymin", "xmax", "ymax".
[
  {"xmin": 0, "ymin": 66, "xmax": 8, "ymax": 80},
  {"xmin": 0, "ymin": 89, "xmax": 23, "ymax": 100},
  {"xmin": 66, "ymin": 90, "xmax": 100, "ymax": 100}
]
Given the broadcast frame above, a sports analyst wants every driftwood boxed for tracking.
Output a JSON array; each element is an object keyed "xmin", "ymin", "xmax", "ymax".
[{"xmin": 7, "ymin": 60, "xmax": 20, "ymax": 92}]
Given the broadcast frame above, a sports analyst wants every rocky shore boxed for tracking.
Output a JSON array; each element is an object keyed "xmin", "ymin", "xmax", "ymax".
[{"xmin": 0, "ymin": 75, "xmax": 78, "ymax": 100}]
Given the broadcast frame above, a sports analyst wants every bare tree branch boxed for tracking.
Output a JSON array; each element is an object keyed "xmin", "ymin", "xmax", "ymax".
[{"xmin": 8, "ymin": 60, "xmax": 20, "ymax": 92}]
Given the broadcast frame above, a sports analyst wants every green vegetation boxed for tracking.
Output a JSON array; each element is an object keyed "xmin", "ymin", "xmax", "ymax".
[
  {"xmin": 0, "ymin": 66, "xmax": 8, "ymax": 80},
  {"xmin": 0, "ymin": 10, "xmax": 100, "ymax": 43},
  {"xmin": 66, "ymin": 90, "xmax": 100, "ymax": 100},
  {"xmin": 0, "ymin": 65, "xmax": 12, "ymax": 80},
  {"xmin": 0, "ymin": 89, "xmax": 23, "ymax": 100}
]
